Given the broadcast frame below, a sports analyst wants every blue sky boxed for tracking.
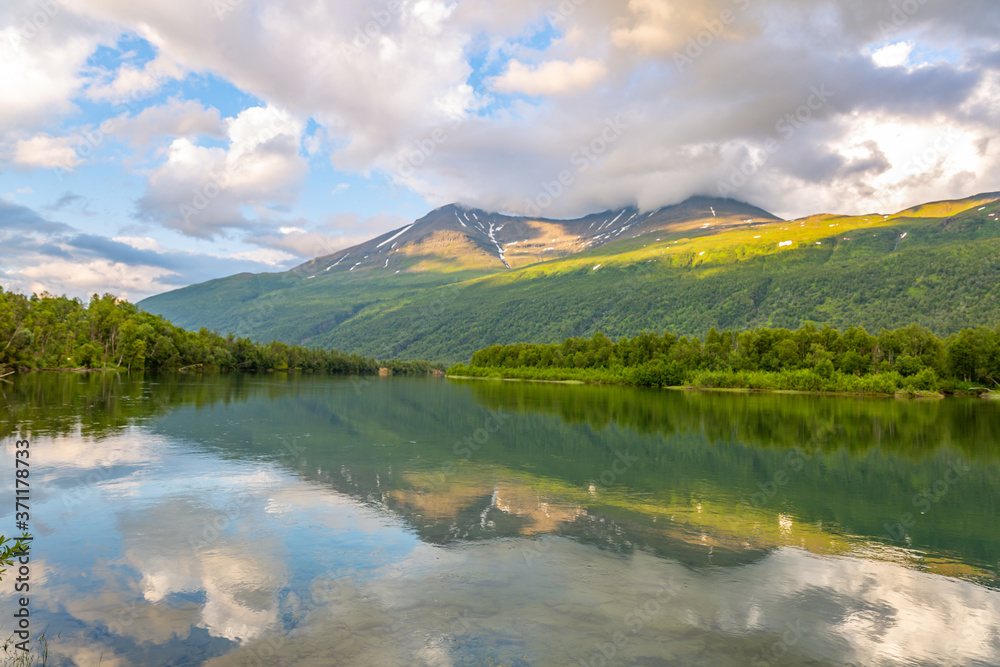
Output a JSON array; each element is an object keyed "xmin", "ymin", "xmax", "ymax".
[{"xmin": 1, "ymin": 0, "xmax": 998, "ymax": 301}]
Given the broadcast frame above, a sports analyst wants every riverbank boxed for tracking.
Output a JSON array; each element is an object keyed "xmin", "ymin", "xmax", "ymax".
[
  {"xmin": 1, "ymin": 363, "xmax": 444, "ymax": 377},
  {"xmin": 446, "ymin": 365, "xmax": 990, "ymax": 398}
]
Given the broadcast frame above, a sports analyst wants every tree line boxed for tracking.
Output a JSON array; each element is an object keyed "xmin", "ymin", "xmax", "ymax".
[
  {"xmin": 0, "ymin": 288, "xmax": 438, "ymax": 375},
  {"xmin": 449, "ymin": 324, "xmax": 1000, "ymax": 395}
]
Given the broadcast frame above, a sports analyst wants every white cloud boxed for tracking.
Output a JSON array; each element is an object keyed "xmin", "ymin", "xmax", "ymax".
[
  {"xmin": 12, "ymin": 134, "xmax": 79, "ymax": 169},
  {"xmin": 18, "ymin": 258, "xmax": 178, "ymax": 301},
  {"xmin": 0, "ymin": 24, "xmax": 95, "ymax": 132},
  {"xmin": 364, "ymin": 0, "xmax": 1000, "ymax": 218},
  {"xmin": 137, "ymin": 104, "xmax": 307, "ymax": 238},
  {"xmin": 60, "ymin": 0, "xmax": 484, "ymax": 173},
  {"xmin": 225, "ymin": 105, "xmax": 302, "ymax": 169},
  {"xmin": 494, "ymin": 58, "xmax": 607, "ymax": 96},
  {"xmin": 113, "ymin": 99, "xmax": 225, "ymax": 146},
  {"xmin": 872, "ymin": 41, "xmax": 914, "ymax": 68},
  {"xmin": 85, "ymin": 53, "xmax": 182, "ymax": 103}
]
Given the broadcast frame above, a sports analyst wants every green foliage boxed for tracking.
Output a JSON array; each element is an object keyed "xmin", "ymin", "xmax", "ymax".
[
  {"xmin": 450, "ymin": 323, "xmax": 1000, "ymax": 395},
  {"xmin": 0, "ymin": 534, "xmax": 30, "ymax": 581},
  {"xmin": 0, "ymin": 288, "xmax": 440, "ymax": 376}
]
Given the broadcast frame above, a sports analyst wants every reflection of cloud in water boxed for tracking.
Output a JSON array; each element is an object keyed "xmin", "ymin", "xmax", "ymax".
[
  {"xmin": 51, "ymin": 641, "xmax": 132, "ymax": 667},
  {"xmin": 208, "ymin": 539, "xmax": 1000, "ymax": 667},
  {"xmin": 7, "ymin": 426, "xmax": 163, "ymax": 471},
  {"xmin": 199, "ymin": 551, "xmax": 284, "ymax": 642},
  {"xmin": 8, "ymin": 427, "xmax": 423, "ymax": 664},
  {"xmin": 264, "ymin": 483, "xmax": 403, "ymax": 535},
  {"xmin": 117, "ymin": 493, "xmax": 287, "ymax": 643},
  {"xmin": 754, "ymin": 549, "xmax": 1000, "ymax": 665},
  {"xmin": 13, "ymin": 423, "xmax": 1000, "ymax": 666},
  {"xmin": 30, "ymin": 563, "xmax": 203, "ymax": 666}
]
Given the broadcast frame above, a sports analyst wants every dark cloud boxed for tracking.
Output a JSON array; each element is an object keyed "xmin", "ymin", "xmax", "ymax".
[
  {"xmin": 0, "ymin": 233, "xmax": 52, "ymax": 253},
  {"xmin": 0, "ymin": 200, "xmax": 73, "ymax": 233},
  {"xmin": 66, "ymin": 234, "xmax": 185, "ymax": 270},
  {"xmin": 35, "ymin": 242, "xmax": 74, "ymax": 260},
  {"xmin": 839, "ymin": 152, "xmax": 893, "ymax": 179},
  {"xmin": 980, "ymin": 49, "xmax": 1000, "ymax": 69},
  {"xmin": 841, "ymin": 61, "xmax": 982, "ymax": 118}
]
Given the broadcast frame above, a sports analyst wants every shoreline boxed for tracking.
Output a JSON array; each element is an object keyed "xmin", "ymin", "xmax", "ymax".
[
  {"xmin": 445, "ymin": 374, "xmax": 588, "ymax": 385},
  {"xmin": 446, "ymin": 373, "xmax": 991, "ymax": 399},
  {"xmin": 5, "ymin": 368, "xmax": 992, "ymax": 399},
  {"xmin": 0, "ymin": 366, "xmax": 444, "ymax": 377}
]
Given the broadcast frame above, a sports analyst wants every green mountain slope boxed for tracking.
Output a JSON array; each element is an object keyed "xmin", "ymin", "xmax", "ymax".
[{"xmin": 139, "ymin": 193, "xmax": 1000, "ymax": 363}]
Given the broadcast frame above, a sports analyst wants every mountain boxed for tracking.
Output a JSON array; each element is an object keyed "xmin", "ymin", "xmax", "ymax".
[
  {"xmin": 289, "ymin": 197, "xmax": 777, "ymax": 274},
  {"xmin": 139, "ymin": 193, "xmax": 1000, "ymax": 363}
]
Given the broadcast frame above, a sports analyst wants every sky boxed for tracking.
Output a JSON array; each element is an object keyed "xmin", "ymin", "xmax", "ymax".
[{"xmin": 1, "ymin": 0, "xmax": 998, "ymax": 302}]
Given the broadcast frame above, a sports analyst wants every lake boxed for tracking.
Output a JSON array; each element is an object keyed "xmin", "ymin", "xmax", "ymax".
[{"xmin": 1, "ymin": 373, "xmax": 999, "ymax": 666}]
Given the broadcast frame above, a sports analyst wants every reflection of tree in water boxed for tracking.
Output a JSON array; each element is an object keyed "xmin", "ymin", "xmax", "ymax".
[
  {"xmin": 464, "ymin": 379, "xmax": 1000, "ymax": 462},
  {"xmin": 6, "ymin": 374, "xmax": 1000, "ymax": 582},
  {"xmin": 0, "ymin": 371, "xmax": 257, "ymax": 440}
]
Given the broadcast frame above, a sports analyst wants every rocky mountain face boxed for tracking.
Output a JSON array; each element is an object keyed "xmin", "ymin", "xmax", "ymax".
[{"xmin": 294, "ymin": 197, "xmax": 779, "ymax": 275}]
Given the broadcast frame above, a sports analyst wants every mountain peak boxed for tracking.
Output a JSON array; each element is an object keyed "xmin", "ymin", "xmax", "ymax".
[{"xmin": 296, "ymin": 198, "xmax": 780, "ymax": 276}]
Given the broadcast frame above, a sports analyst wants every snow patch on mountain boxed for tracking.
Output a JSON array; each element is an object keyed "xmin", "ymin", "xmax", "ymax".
[{"xmin": 377, "ymin": 224, "xmax": 414, "ymax": 248}]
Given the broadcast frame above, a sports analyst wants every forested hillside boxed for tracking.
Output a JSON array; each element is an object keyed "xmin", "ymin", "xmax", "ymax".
[{"xmin": 139, "ymin": 193, "xmax": 1000, "ymax": 363}]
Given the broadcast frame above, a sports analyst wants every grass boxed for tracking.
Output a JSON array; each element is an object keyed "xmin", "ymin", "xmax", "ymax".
[{"xmin": 0, "ymin": 633, "xmax": 49, "ymax": 667}]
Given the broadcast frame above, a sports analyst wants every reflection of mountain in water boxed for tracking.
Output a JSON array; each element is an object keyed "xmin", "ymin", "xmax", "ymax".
[
  {"xmin": 12, "ymin": 373, "xmax": 1000, "ymax": 667},
  {"xmin": 122, "ymin": 375, "xmax": 998, "ymax": 582},
  {"xmin": 8, "ymin": 372, "xmax": 1000, "ymax": 582}
]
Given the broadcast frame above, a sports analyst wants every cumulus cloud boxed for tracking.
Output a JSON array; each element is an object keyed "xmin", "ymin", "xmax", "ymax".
[
  {"xmin": 17, "ymin": 258, "xmax": 180, "ymax": 300},
  {"xmin": 11, "ymin": 133, "xmax": 80, "ymax": 169},
  {"xmin": 63, "ymin": 0, "xmax": 482, "ymax": 173},
  {"xmin": 0, "ymin": 11, "xmax": 98, "ymax": 132},
  {"xmin": 113, "ymin": 99, "xmax": 226, "ymax": 146},
  {"xmin": 136, "ymin": 105, "xmax": 307, "ymax": 238},
  {"xmin": 84, "ymin": 53, "xmax": 183, "ymax": 103}
]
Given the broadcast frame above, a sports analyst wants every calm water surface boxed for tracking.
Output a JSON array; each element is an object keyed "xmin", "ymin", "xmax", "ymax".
[{"xmin": 1, "ymin": 373, "xmax": 999, "ymax": 666}]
